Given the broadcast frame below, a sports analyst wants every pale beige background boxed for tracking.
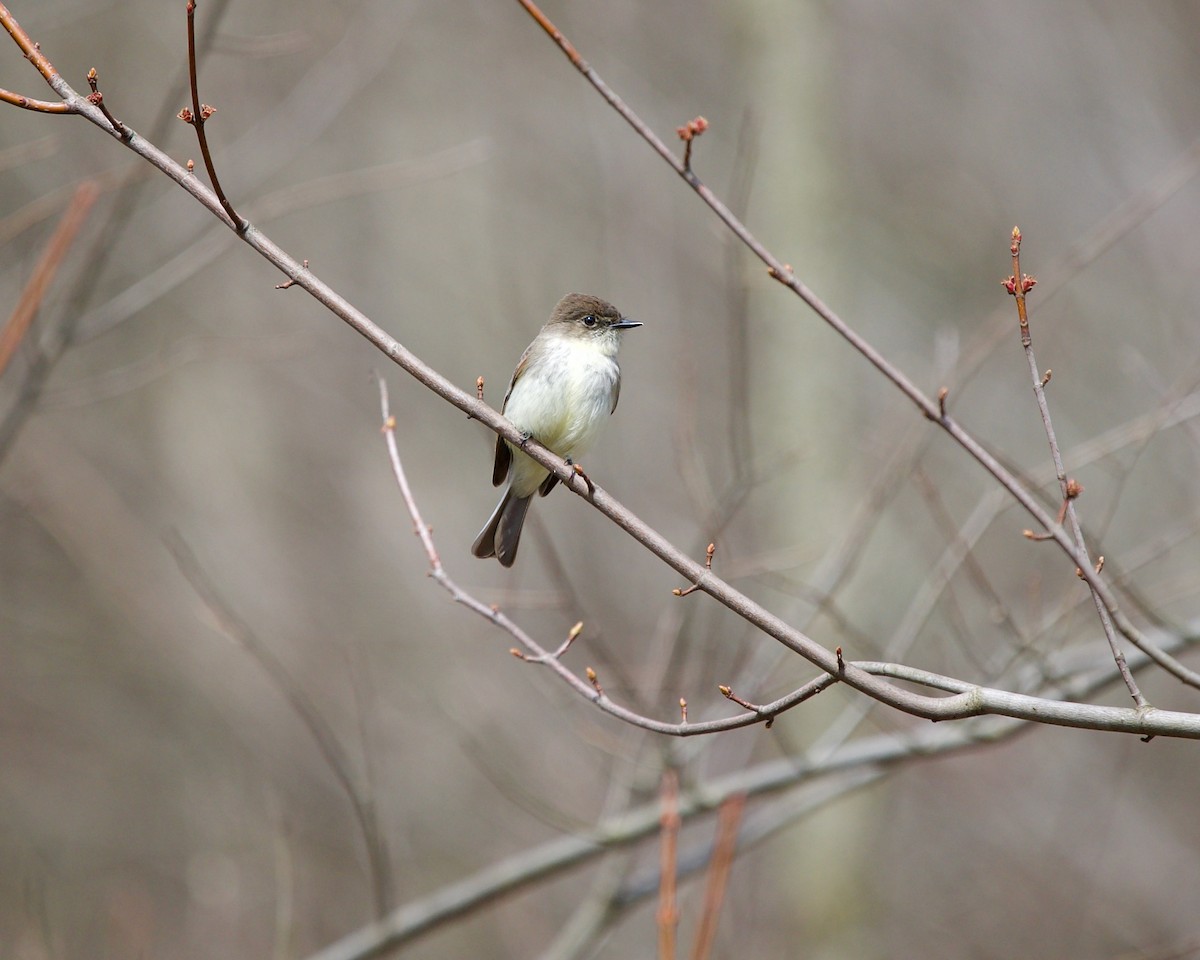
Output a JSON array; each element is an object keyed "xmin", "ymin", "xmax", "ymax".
[{"xmin": 2, "ymin": 2, "xmax": 1200, "ymax": 957}]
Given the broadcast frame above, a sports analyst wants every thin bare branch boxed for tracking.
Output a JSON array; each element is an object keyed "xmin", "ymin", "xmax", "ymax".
[
  {"xmin": 183, "ymin": 0, "xmax": 243, "ymax": 228},
  {"xmin": 1006, "ymin": 226, "xmax": 1146, "ymax": 706}
]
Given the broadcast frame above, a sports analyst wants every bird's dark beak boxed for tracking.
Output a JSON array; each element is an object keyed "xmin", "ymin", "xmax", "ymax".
[{"xmin": 611, "ymin": 318, "xmax": 643, "ymax": 330}]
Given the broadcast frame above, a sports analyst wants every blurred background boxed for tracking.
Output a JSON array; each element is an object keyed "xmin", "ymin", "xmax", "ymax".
[{"xmin": 3, "ymin": 1, "xmax": 1200, "ymax": 957}]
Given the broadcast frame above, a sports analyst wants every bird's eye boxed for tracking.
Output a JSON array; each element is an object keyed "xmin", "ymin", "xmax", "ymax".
[{"xmin": 581, "ymin": 314, "xmax": 597, "ymax": 327}]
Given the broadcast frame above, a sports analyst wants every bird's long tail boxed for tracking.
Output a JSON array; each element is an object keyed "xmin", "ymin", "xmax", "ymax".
[{"xmin": 471, "ymin": 488, "xmax": 533, "ymax": 567}]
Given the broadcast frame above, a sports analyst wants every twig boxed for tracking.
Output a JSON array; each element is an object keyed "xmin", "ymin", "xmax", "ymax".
[
  {"xmin": 378, "ymin": 374, "xmax": 846, "ymax": 735},
  {"xmin": 718, "ymin": 684, "xmax": 780, "ymax": 729},
  {"xmin": 0, "ymin": 180, "xmax": 98, "ymax": 377},
  {"xmin": 1006, "ymin": 227, "xmax": 1146, "ymax": 708},
  {"xmin": 657, "ymin": 770, "xmax": 680, "ymax": 960},
  {"xmin": 674, "ymin": 543, "xmax": 715, "ymax": 597},
  {"xmin": 275, "ymin": 259, "xmax": 308, "ymax": 289},
  {"xmin": 85, "ymin": 67, "xmax": 128, "ymax": 138},
  {"xmin": 676, "ymin": 115, "xmax": 708, "ymax": 172},
  {"xmin": 689, "ymin": 793, "xmax": 745, "ymax": 960},
  {"xmin": 182, "ymin": 0, "xmax": 244, "ymax": 229},
  {"xmin": 514, "ymin": 620, "xmax": 584, "ymax": 663}
]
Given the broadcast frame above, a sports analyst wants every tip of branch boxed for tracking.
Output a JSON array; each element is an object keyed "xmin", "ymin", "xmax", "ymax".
[{"xmin": 675, "ymin": 115, "xmax": 708, "ymax": 141}]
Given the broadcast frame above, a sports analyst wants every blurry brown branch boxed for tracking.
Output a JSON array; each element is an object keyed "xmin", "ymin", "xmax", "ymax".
[
  {"xmin": 0, "ymin": 164, "xmax": 141, "ymax": 251},
  {"xmin": 657, "ymin": 770, "xmax": 680, "ymax": 960},
  {"xmin": 0, "ymin": 179, "xmax": 98, "ymax": 377},
  {"xmin": 689, "ymin": 793, "xmax": 744, "ymax": 960}
]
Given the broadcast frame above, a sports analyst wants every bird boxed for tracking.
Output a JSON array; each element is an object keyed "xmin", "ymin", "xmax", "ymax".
[{"xmin": 471, "ymin": 293, "xmax": 642, "ymax": 566}]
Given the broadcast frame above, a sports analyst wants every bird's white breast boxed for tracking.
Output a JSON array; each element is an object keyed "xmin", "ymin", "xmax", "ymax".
[{"xmin": 504, "ymin": 336, "xmax": 620, "ymax": 461}]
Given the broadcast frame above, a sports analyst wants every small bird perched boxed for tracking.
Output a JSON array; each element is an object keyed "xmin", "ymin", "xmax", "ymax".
[{"xmin": 471, "ymin": 293, "xmax": 642, "ymax": 566}]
